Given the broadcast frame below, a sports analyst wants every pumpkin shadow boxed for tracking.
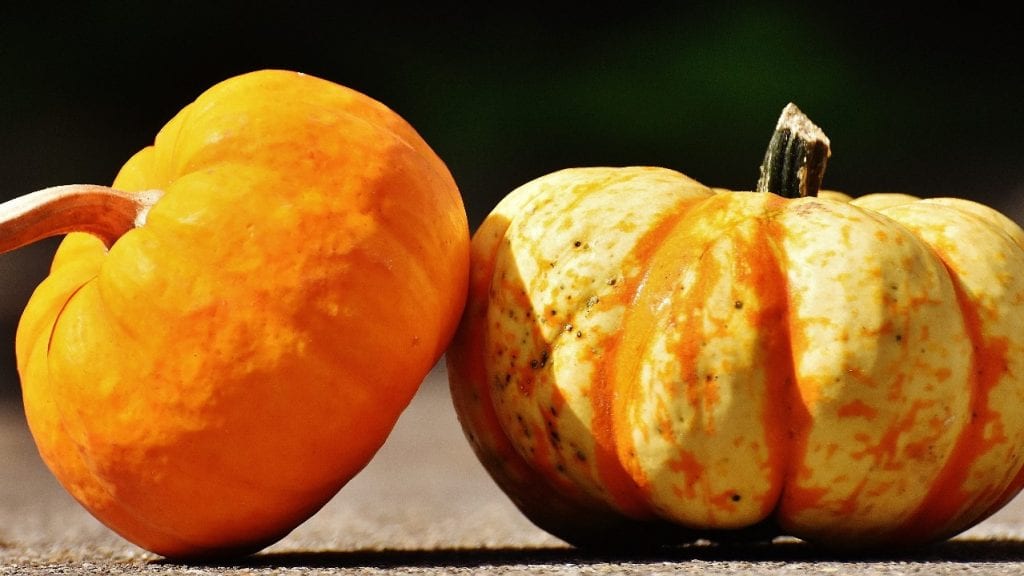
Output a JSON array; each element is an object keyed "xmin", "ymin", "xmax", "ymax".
[{"xmin": 176, "ymin": 538, "xmax": 1024, "ymax": 570}]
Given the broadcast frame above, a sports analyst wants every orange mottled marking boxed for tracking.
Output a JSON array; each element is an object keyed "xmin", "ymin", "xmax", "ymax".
[
  {"xmin": 850, "ymin": 400, "xmax": 938, "ymax": 470},
  {"xmin": 613, "ymin": 192, "xmax": 794, "ymax": 526},
  {"xmin": 899, "ymin": 280, "xmax": 1011, "ymax": 539},
  {"xmin": 596, "ymin": 202, "xmax": 707, "ymax": 518},
  {"xmin": 669, "ymin": 449, "xmax": 707, "ymax": 501},
  {"xmin": 836, "ymin": 400, "xmax": 879, "ymax": 420}
]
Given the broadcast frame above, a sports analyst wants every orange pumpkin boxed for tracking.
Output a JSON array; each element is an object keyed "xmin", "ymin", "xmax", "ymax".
[
  {"xmin": 1, "ymin": 70, "xmax": 470, "ymax": 558},
  {"xmin": 447, "ymin": 104, "xmax": 1024, "ymax": 550}
]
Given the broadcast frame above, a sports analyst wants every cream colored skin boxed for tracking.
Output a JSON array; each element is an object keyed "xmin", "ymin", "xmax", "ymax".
[
  {"xmin": 453, "ymin": 166, "xmax": 1024, "ymax": 548},
  {"xmin": 486, "ymin": 167, "xmax": 713, "ymax": 514}
]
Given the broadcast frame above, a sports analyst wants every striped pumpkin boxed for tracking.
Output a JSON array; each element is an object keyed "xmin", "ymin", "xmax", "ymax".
[{"xmin": 447, "ymin": 163, "xmax": 1024, "ymax": 549}]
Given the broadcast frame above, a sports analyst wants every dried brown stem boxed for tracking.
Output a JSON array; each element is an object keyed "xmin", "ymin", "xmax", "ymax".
[
  {"xmin": 0, "ymin": 185, "xmax": 163, "ymax": 254},
  {"xmin": 756, "ymin": 103, "xmax": 832, "ymax": 198}
]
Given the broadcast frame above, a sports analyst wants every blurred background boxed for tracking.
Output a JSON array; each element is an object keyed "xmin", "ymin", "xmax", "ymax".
[{"xmin": 1, "ymin": 3, "xmax": 1022, "ymax": 396}]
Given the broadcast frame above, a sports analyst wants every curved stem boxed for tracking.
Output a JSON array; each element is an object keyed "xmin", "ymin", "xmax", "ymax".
[
  {"xmin": 0, "ymin": 185, "xmax": 163, "ymax": 254},
  {"xmin": 756, "ymin": 103, "xmax": 831, "ymax": 198}
]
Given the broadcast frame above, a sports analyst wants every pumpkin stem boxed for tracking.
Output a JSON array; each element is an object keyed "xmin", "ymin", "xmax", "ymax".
[
  {"xmin": 0, "ymin": 185, "xmax": 163, "ymax": 254},
  {"xmin": 756, "ymin": 103, "xmax": 831, "ymax": 198}
]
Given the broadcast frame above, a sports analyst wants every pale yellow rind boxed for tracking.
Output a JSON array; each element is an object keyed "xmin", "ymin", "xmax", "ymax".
[
  {"xmin": 488, "ymin": 167, "xmax": 713, "ymax": 514},
  {"xmin": 619, "ymin": 193, "xmax": 785, "ymax": 528},
  {"xmin": 848, "ymin": 192, "xmax": 921, "ymax": 212},
  {"xmin": 919, "ymin": 197, "xmax": 1024, "ymax": 250},
  {"xmin": 773, "ymin": 198, "xmax": 974, "ymax": 544},
  {"xmin": 879, "ymin": 200, "xmax": 1024, "ymax": 541}
]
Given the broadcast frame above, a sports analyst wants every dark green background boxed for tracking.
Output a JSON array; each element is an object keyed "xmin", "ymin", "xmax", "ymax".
[{"xmin": 1, "ymin": 3, "xmax": 1022, "ymax": 394}]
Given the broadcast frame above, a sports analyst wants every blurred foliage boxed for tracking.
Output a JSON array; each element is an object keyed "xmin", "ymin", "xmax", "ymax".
[{"xmin": 0, "ymin": 2, "xmax": 1022, "ymax": 391}]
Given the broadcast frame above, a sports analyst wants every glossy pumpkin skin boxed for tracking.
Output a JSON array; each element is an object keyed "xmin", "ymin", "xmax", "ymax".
[
  {"xmin": 17, "ymin": 70, "xmax": 470, "ymax": 558},
  {"xmin": 447, "ymin": 166, "xmax": 1024, "ymax": 550}
]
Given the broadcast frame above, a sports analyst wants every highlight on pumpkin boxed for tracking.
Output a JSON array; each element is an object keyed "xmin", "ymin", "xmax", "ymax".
[{"xmin": 446, "ymin": 103, "xmax": 1024, "ymax": 551}]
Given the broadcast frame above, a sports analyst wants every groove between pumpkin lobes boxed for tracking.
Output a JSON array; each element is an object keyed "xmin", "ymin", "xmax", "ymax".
[{"xmin": 457, "ymin": 166, "xmax": 1024, "ymax": 550}]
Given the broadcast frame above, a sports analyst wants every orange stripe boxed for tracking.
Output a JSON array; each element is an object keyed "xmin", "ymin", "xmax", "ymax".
[
  {"xmin": 765, "ymin": 199, "xmax": 823, "ymax": 524},
  {"xmin": 745, "ymin": 213, "xmax": 795, "ymax": 519},
  {"xmin": 605, "ymin": 191, "xmax": 796, "ymax": 522},
  {"xmin": 753, "ymin": 202, "xmax": 806, "ymax": 520},
  {"xmin": 896, "ymin": 274, "xmax": 1011, "ymax": 542},
  {"xmin": 596, "ymin": 194, "xmax": 708, "ymax": 518}
]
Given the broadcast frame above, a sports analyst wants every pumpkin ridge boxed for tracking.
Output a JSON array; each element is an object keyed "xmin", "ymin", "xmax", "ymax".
[
  {"xmin": 486, "ymin": 168, "xmax": 716, "ymax": 520},
  {"xmin": 43, "ymin": 279, "xmax": 93, "ymax": 358},
  {"xmin": 601, "ymin": 201, "xmax": 706, "ymax": 518},
  {"xmin": 448, "ymin": 171, "xmax": 639, "ymax": 540},
  {"xmin": 871, "ymin": 200, "xmax": 1024, "ymax": 545},
  {"xmin": 895, "ymin": 265, "xmax": 1012, "ymax": 542},
  {"xmin": 762, "ymin": 200, "xmax": 833, "ymax": 531},
  {"xmin": 29, "ymin": 292, "xmax": 230, "ymax": 558},
  {"xmin": 609, "ymin": 192, "xmax": 793, "ymax": 528}
]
